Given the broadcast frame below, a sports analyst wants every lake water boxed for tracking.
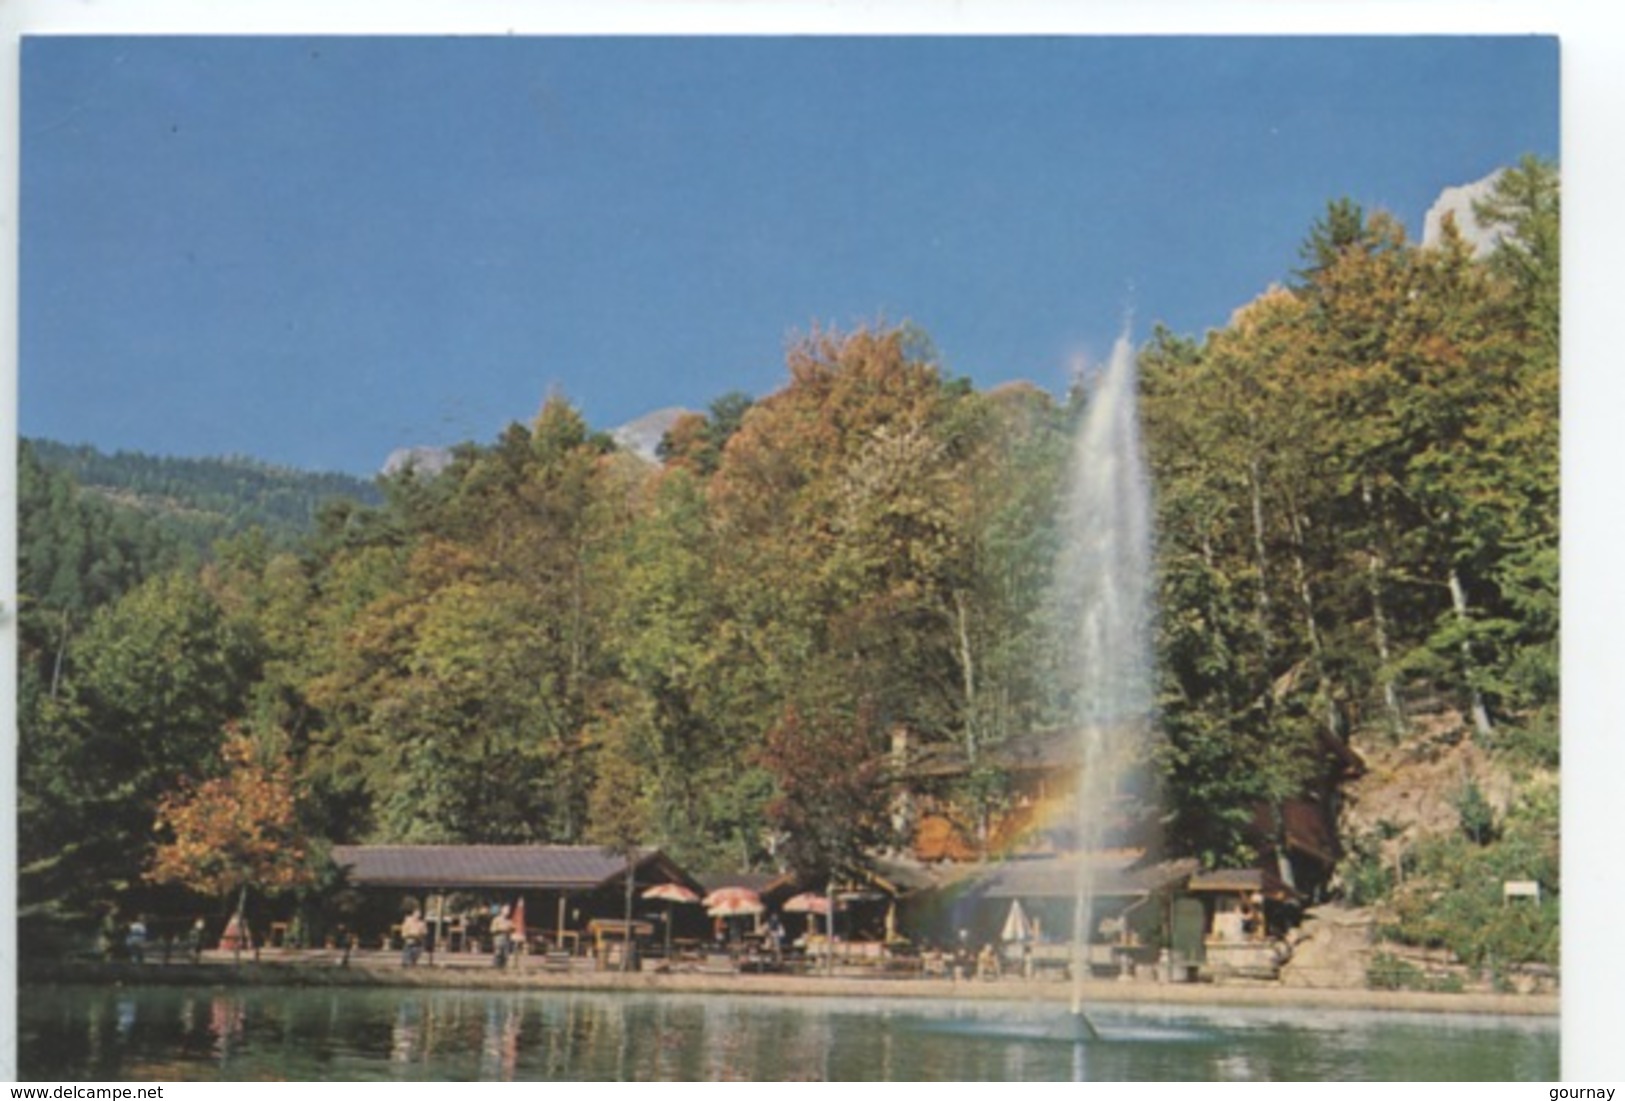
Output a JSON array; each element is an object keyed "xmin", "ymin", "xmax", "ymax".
[{"xmin": 16, "ymin": 984, "xmax": 1559, "ymax": 1081}]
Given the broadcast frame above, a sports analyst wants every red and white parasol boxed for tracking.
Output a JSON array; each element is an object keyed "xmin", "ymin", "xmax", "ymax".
[
  {"xmin": 783, "ymin": 892, "xmax": 838, "ymax": 915},
  {"xmin": 703, "ymin": 886, "xmax": 765, "ymax": 917},
  {"xmin": 643, "ymin": 883, "xmax": 701, "ymax": 957}
]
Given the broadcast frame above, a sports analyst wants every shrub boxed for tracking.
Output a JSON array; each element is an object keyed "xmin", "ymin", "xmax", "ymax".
[
  {"xmin": 1452, "ymin": 779, "xmax": 1499, "ymax": 845},
  {"xmin": 1368, "ymin": 951, "xmax": 1423, "ymax": 990},
  {"xmin": 1492, "ymin": 710, "xmax": 1560, "ymax": 769},
  {"xmin": 1367, "ymin": 950, "xmax": 1465, "ymax": 993},
  {"xmin": 1341, "ymin": 830, "xmax": 1394, "ymax": 907},
  {"xmin": 1383, "ymin": 791, "xmax": 1559, "ymax": 970}
]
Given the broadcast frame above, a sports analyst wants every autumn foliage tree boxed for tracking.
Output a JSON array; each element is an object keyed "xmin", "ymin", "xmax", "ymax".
[
  {"xmin": 759, "ymin": 703, "xmax": 890, "ymax": 886},
  {"xmin": 149, "ymin": 728, "xmax": 317, "ymax": 948},
  {"xmin": 16, "ymin": 159, "xmax": 1559, "ymax": 963}
]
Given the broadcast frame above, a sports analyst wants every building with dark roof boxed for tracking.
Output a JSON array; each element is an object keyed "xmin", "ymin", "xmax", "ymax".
[
  {"xmin": 329, "ymin": 845, "xmax": 705, "ymax": 954},
  {"xmin": 331, "ymin": 844, "xmax": 698, "ymax": 893}
]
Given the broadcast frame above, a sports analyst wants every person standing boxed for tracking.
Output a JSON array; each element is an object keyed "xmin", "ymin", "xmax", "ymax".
[
  {"xmin": 401, "ymin": 910, "xmax": 427, "ymax": 967},
  {"xmin": 98, "ymin": 908, "xmax": 120, "ymax": 961},
  {"xmin": 126, "ymin": 916, "xmax": 148, "ymax": 964},
  {"xmin": 766, "ymin": 915, "xmax": 785, "ymax": 964},
  {"xmin": 953, "ymin": 928, "xmax": 970, "ymax": 982},
  {"xmin": 490, "ymin": 904, "xmax": 514, "ymax": 969}
]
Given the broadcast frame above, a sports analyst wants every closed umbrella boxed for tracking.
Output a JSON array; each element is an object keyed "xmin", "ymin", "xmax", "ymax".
[
  {"xmin": 1000, "ymin": 899, "xmax": 1034, "ymax": 943},
  {"xmin": 512, "ymin": 897, "xmax": 527, "ymax": 958},
  {"xmin": 643, "ymin": 883, "xmax": 701, "ymax": 958}
]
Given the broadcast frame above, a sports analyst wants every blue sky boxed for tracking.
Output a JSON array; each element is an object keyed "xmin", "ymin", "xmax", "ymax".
[{"xmin": 21, "ymin": 36, "xmax": 1558, "ymax": 475}]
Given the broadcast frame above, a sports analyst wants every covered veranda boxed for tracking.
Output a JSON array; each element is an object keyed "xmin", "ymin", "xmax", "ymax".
[
  {"xmin": 930, "ymin": 849, "xmax": 1200, "ymax": 978},
  {"xmin": 330, "ymin": 844, "xmax": 705, "ymax": 964}
]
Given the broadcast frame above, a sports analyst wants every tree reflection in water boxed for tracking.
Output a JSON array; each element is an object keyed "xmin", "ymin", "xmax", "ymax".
[{"xmin": 16, "ymin": 986, "xmax": 1559, "ymax": 1082}]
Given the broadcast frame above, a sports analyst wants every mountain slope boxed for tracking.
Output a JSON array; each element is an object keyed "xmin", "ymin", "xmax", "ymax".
[{"xmin": 26, "ymin": 438, "xmax": 383, "ymax": 549}]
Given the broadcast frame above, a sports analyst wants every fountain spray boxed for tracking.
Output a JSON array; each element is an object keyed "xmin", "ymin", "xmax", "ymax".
[{"xmin": 1053, "ymin": 333, "xmax": 1155, "ymax": 1041}]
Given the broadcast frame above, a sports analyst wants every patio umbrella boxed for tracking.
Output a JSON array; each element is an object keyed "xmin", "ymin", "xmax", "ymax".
[
  {"xmin": 1000, "ymin": 898, "xmax": 1034, "ymax": 943},
  {"xmin": 782, "ymin": 892, "xmax": 833, "ymax": 916},
  {"xmin": 643, "ymin": 883, "xmax": 701, "ymax": 957},
  {"xmin": 703, "ymin": 886, "xmax": 765, "ymax": 917},
  {"xmin": 783, "ymin": 891, "xmax": 837, "ymax": 944},
  {"xmin": 644, "ymin": 883, "xmax": 701, "ymax": 904},
  {"xmin": 705, "ymin": 887, "xmax": 764, "ymax": 945}
]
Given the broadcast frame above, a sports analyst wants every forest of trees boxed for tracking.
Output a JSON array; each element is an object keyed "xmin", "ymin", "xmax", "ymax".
[
  {"xmin": 15, "ymin": 158, "xmax": 1559, "ymax": 968},
  {"xmin": 25, "ymin": 440, "xmax": 383, "ymax": 554}
]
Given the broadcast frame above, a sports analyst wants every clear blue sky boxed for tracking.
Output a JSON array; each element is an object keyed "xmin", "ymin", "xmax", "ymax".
[{"xmin": 21, "ymin": 36, "xmax": 1558, "ymax": 476}]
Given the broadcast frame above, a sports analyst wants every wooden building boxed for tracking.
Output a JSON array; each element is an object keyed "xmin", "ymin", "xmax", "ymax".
[
  {"xmin": 883, "ymin": 721, "xmax": 1353, "ymax": 977},
  {"xmin": 330, "ymin": 844, "xmax": 704, "ymax": 955},
  {"xmin": 894, "ymin": 724, "xmax": 1348, "ymax": 908}
]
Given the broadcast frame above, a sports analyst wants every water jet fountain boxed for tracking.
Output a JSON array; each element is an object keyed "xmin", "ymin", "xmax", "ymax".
[{"xmin": 1052, "ymin": 333, "xmax": 1155, "ymax": 1042}]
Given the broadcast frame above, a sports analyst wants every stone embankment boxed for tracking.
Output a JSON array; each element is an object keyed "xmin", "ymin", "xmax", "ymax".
[{"xmin": 24, "ymin": 949, "xmax": 1558, "ymax": 1018}]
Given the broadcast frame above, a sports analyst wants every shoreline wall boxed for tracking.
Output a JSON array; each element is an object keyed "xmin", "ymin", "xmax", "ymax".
[{"xmin": 21, "ymin": 957, "xmax": 1559, "ymax": 1019}]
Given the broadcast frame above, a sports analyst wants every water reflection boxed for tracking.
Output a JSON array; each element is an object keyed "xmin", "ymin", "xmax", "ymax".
[
  {"xmin": 115, "ymin": 998, "xmax": 137, "ymax": 1038},
  {"xmin": 17, "ymin": 985, "xmax": 1558, "ymax": 1082},
  {"xmin": 208, "ymin": 996, "xmax": 244, "ymax": 1063},
  {"xmin": 390, "ymin": 1001, "xmax": 419, "ymax": 1065},
  {"xmin": 476, "ymin": 998, "xmax": 521, "ymax": 1080}
]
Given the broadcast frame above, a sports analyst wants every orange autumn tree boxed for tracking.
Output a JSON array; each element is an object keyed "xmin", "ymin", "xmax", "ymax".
[{"xmin": 149, "ymin": 728, "xmax": 315, "ymax": 955}]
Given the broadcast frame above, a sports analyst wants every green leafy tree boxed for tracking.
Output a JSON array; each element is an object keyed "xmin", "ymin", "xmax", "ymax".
[
  {"xmin": 1474, "ymin": 155, "xmax": 1560, "ymax": 347},
  {"xmin": 1140, "ymin": 322, "xmax": 1322, "ymax": 865},
  {"xmin": 20, "ymin": 572, "xmax": 260, "ymax": 922},
  {"xmin": 598, "ymin": 467, "xmax": 772, "ymax": 869},
  {"xmin": 584, "ymin": 711, "xmax": 652, "ymax": 970},
  {"xmin": 298, "ymin": 397, "xmax": 631, "ymax": 845}
]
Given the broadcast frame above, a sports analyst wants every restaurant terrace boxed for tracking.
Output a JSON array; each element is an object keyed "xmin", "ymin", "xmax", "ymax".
[{"xmin": 330, "ymin": 844, "xmax": 706, "ymax": 960}]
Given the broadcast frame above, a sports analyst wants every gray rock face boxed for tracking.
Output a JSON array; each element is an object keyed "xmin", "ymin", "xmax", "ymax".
[
  {"xmin": 611, "ymin": 407, "xmax": 694, "ymax": 464},
  {"xmin": 381, "ymin": 445, "xmax": 454, "ymax": 478},
  {"xmin": 1421, "ymin": 171, "xmax": 1507, "ymax": 257},
  {"xmin": 380, "ymin": 406, "xmax": 695, "ymax": 478}
]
